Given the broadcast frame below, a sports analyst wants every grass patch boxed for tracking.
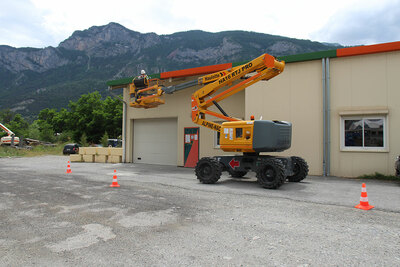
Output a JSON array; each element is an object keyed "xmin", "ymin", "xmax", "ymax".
[
  {"xmin": 358, "ymin": 172, "xmax": 400, "ymax": 181},
  {"xmin": 0, "ymin": 143, "xmax": 65, "ymax": 158}
]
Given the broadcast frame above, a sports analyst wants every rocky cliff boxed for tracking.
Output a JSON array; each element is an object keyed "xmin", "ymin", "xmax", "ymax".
[{"xmin": 0, "ymin": 22, "xmax": 342, "ymax": 117}]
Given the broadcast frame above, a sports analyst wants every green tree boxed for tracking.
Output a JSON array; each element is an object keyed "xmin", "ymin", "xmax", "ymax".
[
  {"xmin": 39, "ymin": 123, "xmax": 55, "ymax": 142},
  {"xmin": 27, "ymin": 121, "xmax": 41, "ymax": 140},
  {"xmin": 67, "ymin": 92, "xmax": 105, "ymax": 143},
  {"xmin": 80, "ymin": 133, "xmax": 88, "ymax": 147},
  {"xmin": 103, "ymin": 96, "xmax": 123, "ymax": 139},
  {"xmin": 6, "ymin": 114, "xmax": 29, "ymax": 138},
  {"xmin": 37, "ymin": 108, "xmax": 64, "ymax": 133},
  {"xmin": 58, "ymin": 130, "xmax": 73, "ymax": 143},
  {"xmin": 66, "ymin": 92, "xmax": 122, "ymax": 143},
  {"xmin": 38, "ymin": 108, "xmax": 57, "ymax": 123},
  {"xmin": 53, "ymin": 108, "xmax": 69, "ymax": 133},
  {"xmin": 29, "ymin": 91, "xmax": 122, "ymax": 144},
  {"xmin": 0, "ymin": 109, "xmax": 14, "ymax": 124},
  {"xmin": 100, "ymin": 132, "xmax": 109, "ymax": 147}
]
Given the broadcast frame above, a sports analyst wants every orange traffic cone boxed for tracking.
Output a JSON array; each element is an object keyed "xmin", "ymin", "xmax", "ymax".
[
  {"xmin": 355, "ymin": 183, "xmax": 374, "ymax": 210},
  {"xmin": 66, "ymin": 161, "xmax": 72, "ymax": 174},
  {"xmin": 110, "ymin": 170, "xmax": 120, "ymax": 187}
]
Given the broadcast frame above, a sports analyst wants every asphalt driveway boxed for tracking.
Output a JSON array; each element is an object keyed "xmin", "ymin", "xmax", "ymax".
[{"xmin": 1, "ymin": 156, "xmax": 399, "ymax": 266}]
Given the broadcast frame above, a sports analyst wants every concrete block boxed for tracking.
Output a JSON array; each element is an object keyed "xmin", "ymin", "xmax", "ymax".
[
  {"xmin": 110, "ymin": 148, "xmax": 123, "ymax": 156},
  {"xmin": 78, "ymin": 147, "xmax": 85, "ymax": 155},
  {"xmin": 70, "ymin": 154, "xmax": 83, "ymax": 162},
  {"xmin": 109, "ymin": 155, "xmax": 122, "ymax": 163},
  {"xmin": 97, "ymin": 147, "xmax": 110, "ymax": 156},
  {"xmin": 85, "ymin": 147, "xmax": 97, "ymax": 155},
  {"xmin": 83, "ymin": 155, "xmax": 95, "ymax": 163},
  {"xmin": 95, "ymin": 155, "xmax": 108, "ymax": 163}
]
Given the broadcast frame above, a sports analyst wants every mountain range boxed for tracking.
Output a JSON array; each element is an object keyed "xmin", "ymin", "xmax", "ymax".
[{"xmin": 0, "ymin": 22, "xmax": 342, "ymax": 118}]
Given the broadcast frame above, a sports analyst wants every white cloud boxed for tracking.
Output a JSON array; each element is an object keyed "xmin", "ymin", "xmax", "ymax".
[
  {"xmin": 0, "ymin": 0, "xmax": 52, "ymax": 47},
  {"xmin": 0, "ymin": 0, "xmax": 399, "ymax": 48},
  {"xmin": 311, "ymin": 0, "xmax": 400, "ymax": 45}
]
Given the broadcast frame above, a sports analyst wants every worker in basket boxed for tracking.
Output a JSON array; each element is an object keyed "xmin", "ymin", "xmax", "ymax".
[
  {"xmin": 134, "ymin": 70, "xmax": 149, "ymax": 89},
  {"xmin": 133, "ymin": 70, "xmax": 150, "ymax": 101}
]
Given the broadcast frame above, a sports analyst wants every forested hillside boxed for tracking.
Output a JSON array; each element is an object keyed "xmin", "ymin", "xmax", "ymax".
[{"xmin": 0, "ymin": 22, "xmax": 342, "ymax": 118}]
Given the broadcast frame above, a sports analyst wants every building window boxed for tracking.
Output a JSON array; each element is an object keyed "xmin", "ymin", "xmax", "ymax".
[{"xmin": 341, "ymin": 115, "xmax": 387, "ymax": 151}]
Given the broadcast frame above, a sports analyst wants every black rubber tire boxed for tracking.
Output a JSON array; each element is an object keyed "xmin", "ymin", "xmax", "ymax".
[
  {"xmin": 287, "ymin": 156, "xmax": 309, "ymax": 182},
  {"xmin": 219, "ymin": 162, "xmax": 228, "ymax": 172},
  {"xmin": 228, "ymin": 169, "xmax": 248, "ymax": 178},
  {"xmin": 195, "ymin": 157, "xmax": 222, "ymax": 184},
  {"xmin": 256, "ymin": 158, "xmax": 285, "ymax": 189}
]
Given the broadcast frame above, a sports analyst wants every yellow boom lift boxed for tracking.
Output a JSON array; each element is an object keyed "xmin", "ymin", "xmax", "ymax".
[
  {"xmin": 0, "ymin": 122, "xmax": 20, "ymax": 146},
  {"xmin": 128, "ymin": 53, "xmax": 308, "ymax": 189}
]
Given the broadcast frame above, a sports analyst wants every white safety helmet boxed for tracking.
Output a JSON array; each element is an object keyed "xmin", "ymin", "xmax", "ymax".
[{"xmin": 141, "ymin": 70, "xmax": 146, "ymax": 75}]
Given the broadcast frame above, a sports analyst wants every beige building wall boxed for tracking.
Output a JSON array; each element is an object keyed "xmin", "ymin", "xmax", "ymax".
[
  {"xmin": 245, "ymin": 60, "xmax": 324, "ymax": 175},
  {"xmin": 120, "ymin": 49, "xmax": 399, "ymax": 176},
  {"xmin": 330, "ymin": 51, "xmax": 400, "ymax": 177},
  {"xmin": 123, "ymin": 76, "xmax": 245, "ymax": 166},
  {"xmin": 245, "ymin": 50, "xmax": 400, "ymax": 177}
]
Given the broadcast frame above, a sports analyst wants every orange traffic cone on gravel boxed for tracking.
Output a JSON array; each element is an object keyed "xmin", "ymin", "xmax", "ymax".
[
  {"xmin": 110, "ymin": 169, "xmax": 120, "ymax": 187},
  {"xmin": 355, "ymin": 183, "xmax": 374, "ymax": 210},
  {"xmin": 66, "ymin": 161, "xmax": 72, "ymax": 174}
]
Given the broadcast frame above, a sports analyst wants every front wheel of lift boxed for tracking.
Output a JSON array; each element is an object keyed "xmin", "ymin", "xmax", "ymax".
[
  {"xmin": 195, "ymin": 157, "xmax": 222, "ymax": 184},
  {"xmin": 256, "ymin": 158, "xmax": 285, "ymax": 189}
]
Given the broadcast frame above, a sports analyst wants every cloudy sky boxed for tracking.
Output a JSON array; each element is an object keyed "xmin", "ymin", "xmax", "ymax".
[{"xmin": 1, "ymin": 0, "xmax": 399, "ymax": 48}]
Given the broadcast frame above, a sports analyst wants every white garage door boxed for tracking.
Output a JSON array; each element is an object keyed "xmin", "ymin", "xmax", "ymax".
[{"xmin": 133, "ymin": 118, "xmax": 177, "ymax": 165}]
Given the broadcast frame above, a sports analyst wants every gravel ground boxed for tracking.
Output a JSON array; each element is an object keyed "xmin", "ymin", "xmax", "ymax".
[{"xmin": 0, "ymin": 156, "xmax": 399, "ymax": 266}]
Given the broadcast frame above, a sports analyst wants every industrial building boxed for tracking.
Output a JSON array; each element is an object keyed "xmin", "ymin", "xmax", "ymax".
[{"xmin": 108, "ymin": 41, "xmax": 400, "ymax": 177}]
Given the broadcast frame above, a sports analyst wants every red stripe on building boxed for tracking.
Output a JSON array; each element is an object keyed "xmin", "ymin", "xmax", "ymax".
[{"xmin": 337, "ymin": 41, "xmax": 400, "ymax": 57}]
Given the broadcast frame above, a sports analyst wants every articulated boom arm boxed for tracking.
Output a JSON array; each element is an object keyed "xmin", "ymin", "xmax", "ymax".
[
  {"xmin": 124, "ymin": 54, "xmax": 308, "ymax": 189},
  {"xmin": 0, "ymin": 123, "xmax": 15, "ymax": 136},
  {"xmin": 129, "ymin": 53, "xmax": 285, "ymax": 133},
  {"xmin": 191, "ymin": 53, "xmax": 285, "ymax": 132}
]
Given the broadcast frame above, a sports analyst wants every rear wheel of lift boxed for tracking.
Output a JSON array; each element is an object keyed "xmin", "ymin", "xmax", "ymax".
[
  {"xmin": 287, "ymin": 156, "xmax": 309, "ymax": 182},
  {"xmin": 228, "ymin": 169, "xmax": 248, "ymax": 178},
  {"xmin": 195, "ymin": 157, "xmax": 222, "ymax": 184},
  {"xmin": 256, "ymin": 158, "xmax": 285, "ymax": 189}
]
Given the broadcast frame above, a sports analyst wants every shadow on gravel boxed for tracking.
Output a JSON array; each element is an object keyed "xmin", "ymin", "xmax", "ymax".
[{"xmin": 215, "ymin": 176, "xmax": 310, "ymax": 191}]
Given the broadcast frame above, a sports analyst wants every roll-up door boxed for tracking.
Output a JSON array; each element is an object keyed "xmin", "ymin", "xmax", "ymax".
[{"xmin": 133, "ymin": 118, "xmax": 177, "ymax": 165}]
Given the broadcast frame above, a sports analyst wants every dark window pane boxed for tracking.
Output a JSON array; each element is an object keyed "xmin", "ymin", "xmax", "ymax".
[
  {"xmin": 345, "ymin": 120, "xmax": 363, "ymax": 146},
  {"xmin": 364, "ymin": 119, "xmax": 384, "ymax": 147},
  {"xmin": 236, "ymin": 128, "xmax": 243, "ymax": 138},
  {"xmin": 216, "ymin": 132, "xmax": 220, "ymax": 146}
]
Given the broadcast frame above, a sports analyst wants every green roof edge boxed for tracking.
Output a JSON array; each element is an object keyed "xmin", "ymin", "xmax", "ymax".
[{"xmin": 277, "ymin": 49, "xmax": 337, "ymax": 63}]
